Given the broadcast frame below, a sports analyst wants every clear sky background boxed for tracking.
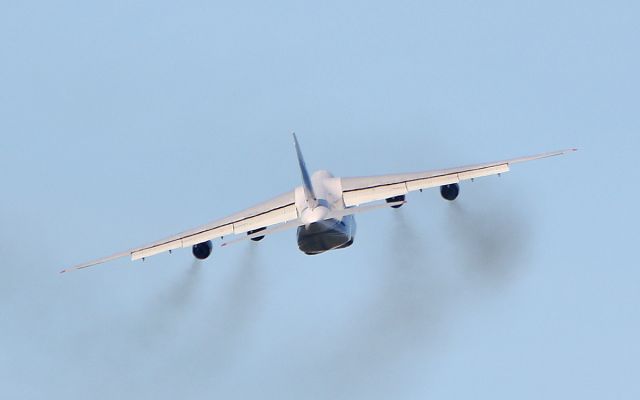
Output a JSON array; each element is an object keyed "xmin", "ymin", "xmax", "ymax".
[{"xmin": 1, "ymin": 1, "xmax": 638, "ymax": 399}]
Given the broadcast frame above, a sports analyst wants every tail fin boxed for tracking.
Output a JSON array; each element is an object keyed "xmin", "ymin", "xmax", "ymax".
[{"xmin": 293, "ymin": 133, "xmax": 318, "ymax": 208}]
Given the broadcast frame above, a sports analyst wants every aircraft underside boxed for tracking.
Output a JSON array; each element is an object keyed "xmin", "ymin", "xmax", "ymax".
[{"xmin": 297, "ymin": 215, "xmax": 356, "ymax": 255}]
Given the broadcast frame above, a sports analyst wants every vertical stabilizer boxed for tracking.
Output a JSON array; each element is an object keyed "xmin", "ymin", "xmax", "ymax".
[{"xmin": 293, "ymin": 133, "xmax": 318, "ymax": 208}]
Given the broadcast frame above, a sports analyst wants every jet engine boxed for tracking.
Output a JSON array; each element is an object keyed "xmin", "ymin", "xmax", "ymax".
[
  {"xmin": 192, "ymin": 241, "xmax": 213, "ymax": 260},
  {"xmin": 248, "ymin": 227, "xmax": 266, "ymax": 242},
  {"xmin": 386, "ymin": 195, "xmax": 406, "ymax": 208},
  {"xmin": 440, "ymin": 183, "xmax": 460, "ymax": 201}
]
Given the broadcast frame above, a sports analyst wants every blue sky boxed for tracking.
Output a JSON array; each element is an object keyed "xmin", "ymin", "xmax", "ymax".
[{"xmin": 1, "ymin": 1, "xmax": 638, "ymax": 399}]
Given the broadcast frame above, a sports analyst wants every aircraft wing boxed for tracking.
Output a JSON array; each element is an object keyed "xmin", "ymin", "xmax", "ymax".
[
  {"xmin": 61, "ymin": 191, "xmax": 298, "ymax": 273},
  {"xmin": 340, "ymin": 149, "xmax": 576, "ymax": 207}
]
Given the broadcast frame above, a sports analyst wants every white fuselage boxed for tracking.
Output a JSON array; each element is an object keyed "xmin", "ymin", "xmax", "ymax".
[{"xmin": 294, "ymin": 171, "xmax": 357, "ymax": 255}]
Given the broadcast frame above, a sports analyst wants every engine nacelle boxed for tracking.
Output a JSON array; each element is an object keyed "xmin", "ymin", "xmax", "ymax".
[
  {"xmin": 192, "ymin": 241, "xmax": 213, "ymax": 260},
  {"xmin": 440, "ymin": 183, "xmax": 460, "ymax": 201},
  {"xmin": 386, "ymin": 195, "xmax": 406, "ymax": 208},
  {"xmin": 248, "ymin": 227, "xmax": 266, "ymax": 242}
]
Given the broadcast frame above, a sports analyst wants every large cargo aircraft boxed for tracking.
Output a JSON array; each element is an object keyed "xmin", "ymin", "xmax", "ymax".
[{"xmin": 62, "ymin": 134, "xmax": 575, "ymax": 273}]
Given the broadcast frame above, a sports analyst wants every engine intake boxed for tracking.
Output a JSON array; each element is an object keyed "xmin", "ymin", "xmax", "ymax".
[
  {"xmin": 192, "ymin": 241, "xmax": 213, "ymax": 260},
  {"xmin": 440, "ymin": 183, "xmax": 460, "ymax": 201}
]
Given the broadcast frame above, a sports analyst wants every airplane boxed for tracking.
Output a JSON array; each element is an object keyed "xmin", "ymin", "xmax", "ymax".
[{"xmin": 61, "ymin": 134, "xmax": 576, "ymax": 273}]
